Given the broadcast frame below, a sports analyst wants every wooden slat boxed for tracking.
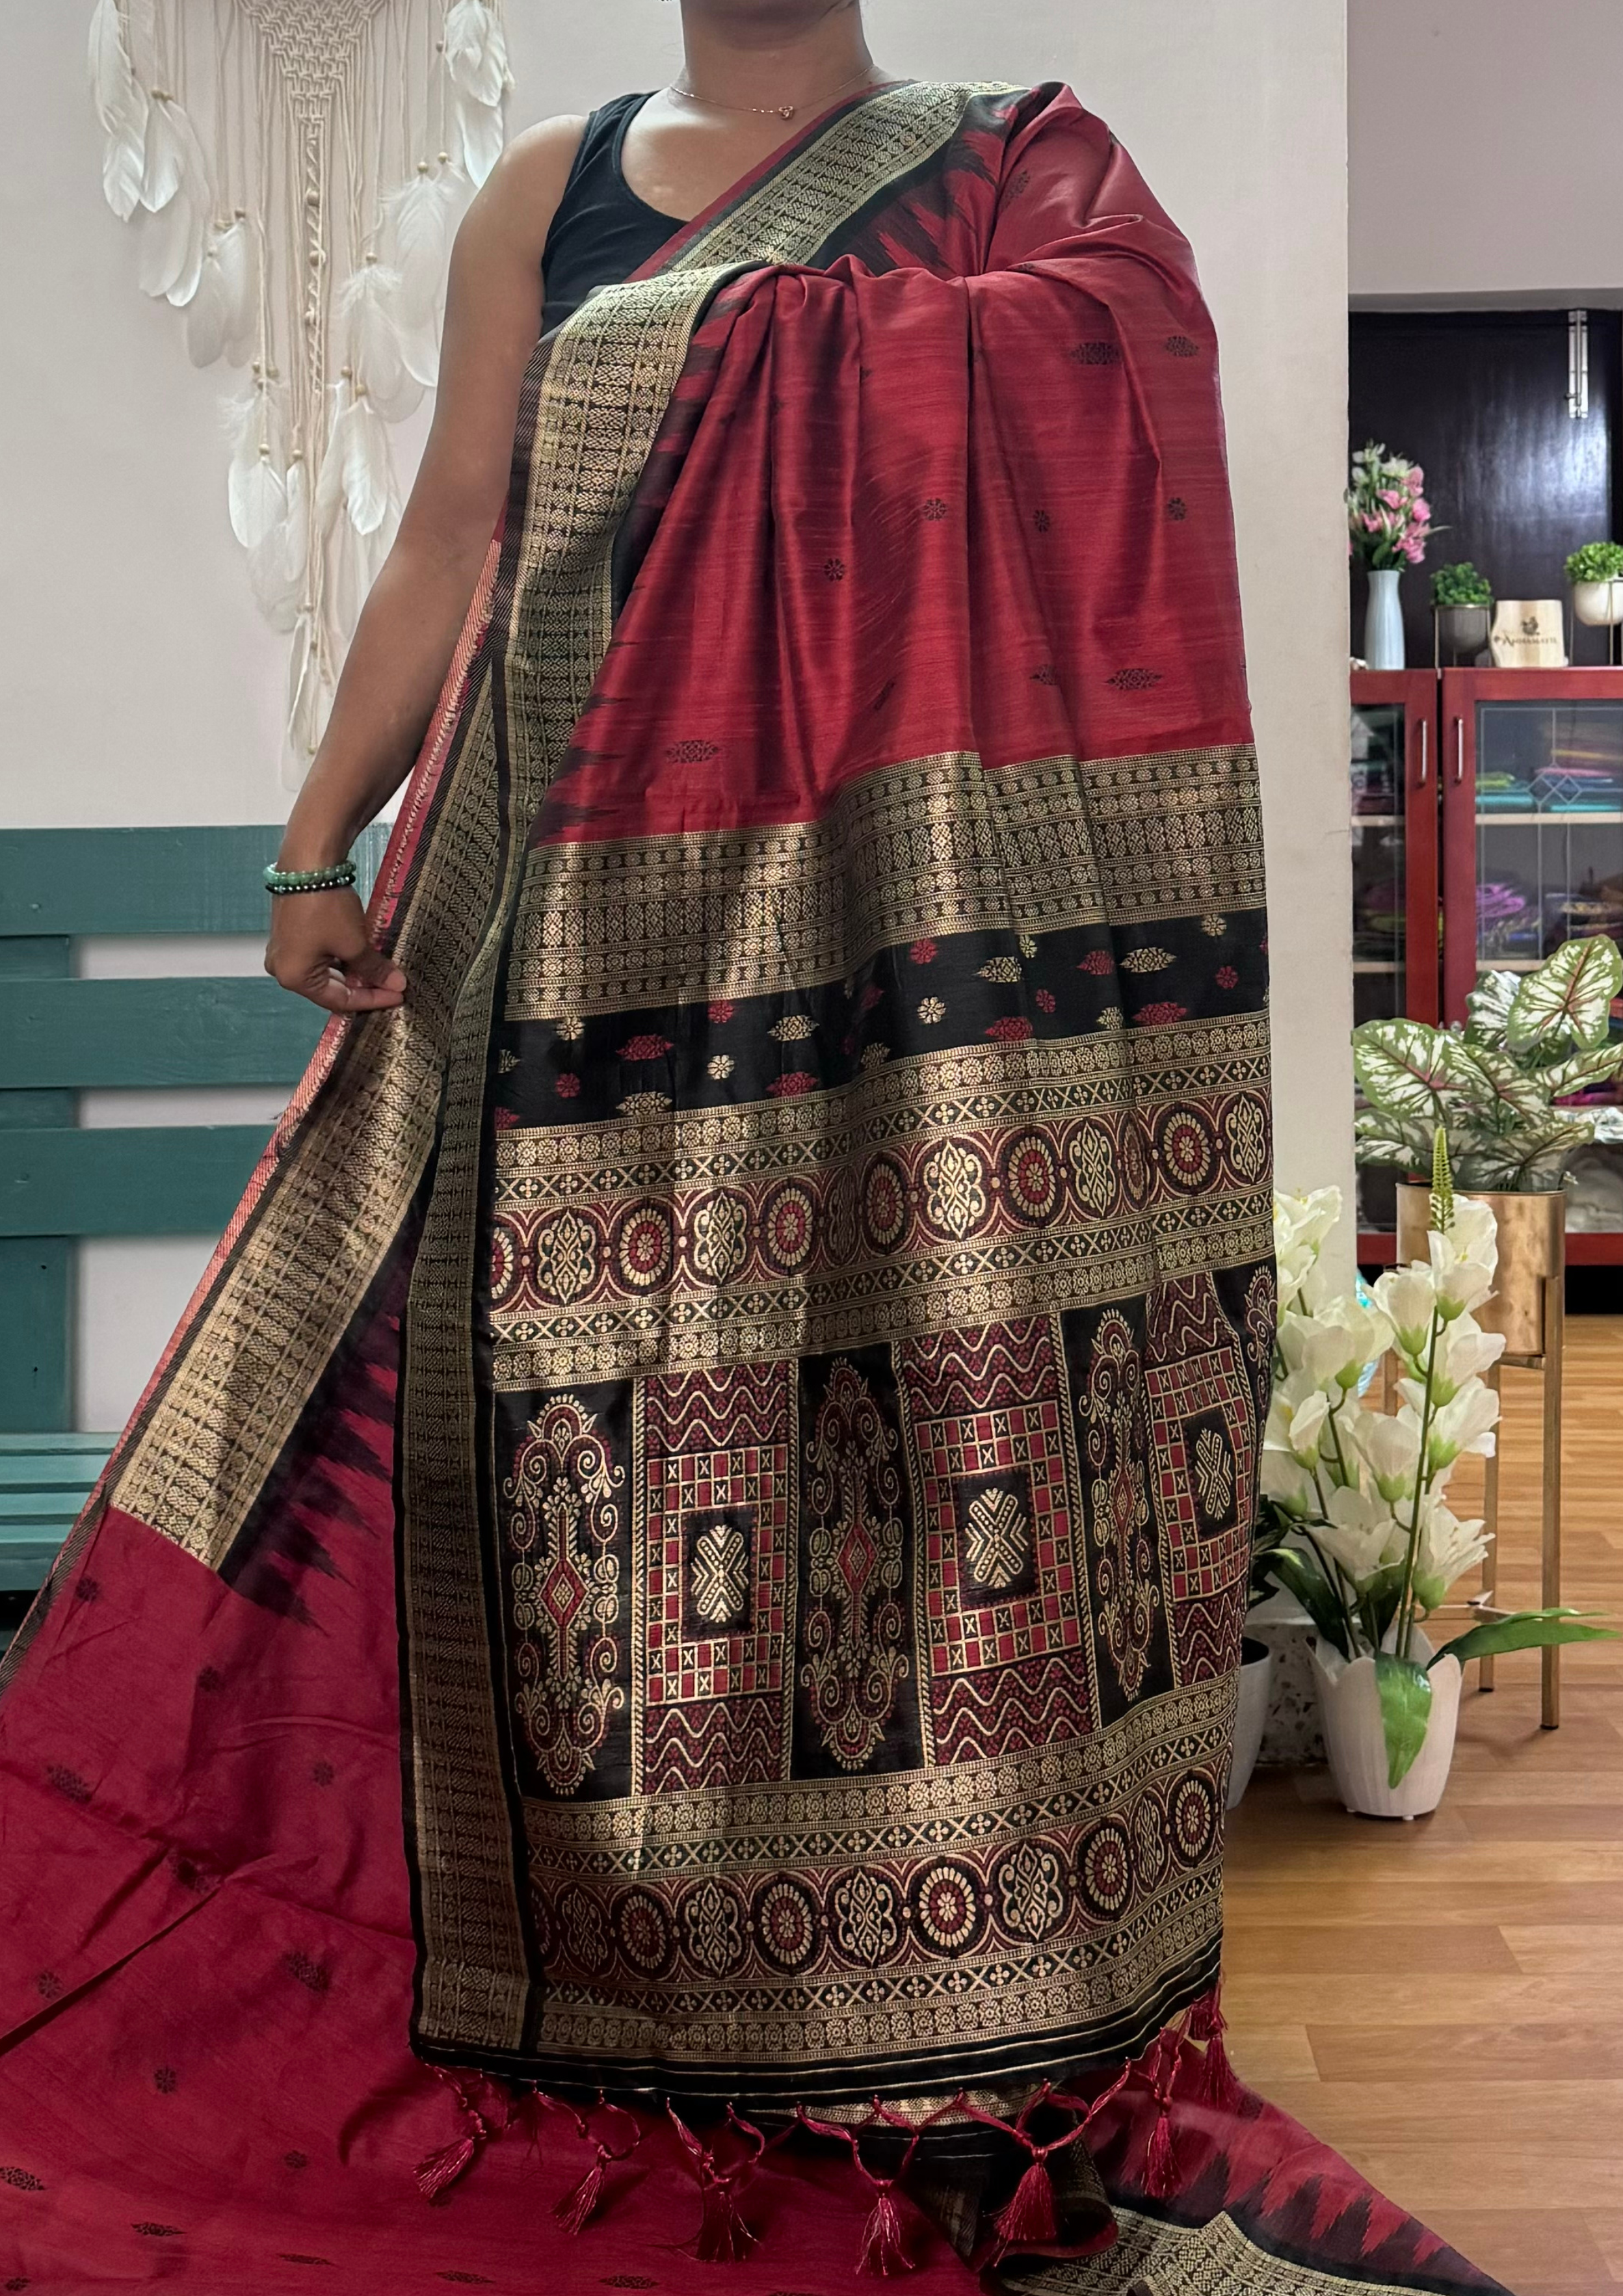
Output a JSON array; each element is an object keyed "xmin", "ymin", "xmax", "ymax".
[
  {"xmin": 0, "ymin": 934, "xmax": 72, "ymax": 1431},
  {"xmin": 0, "ymin": 1432, "xmax": 120, "ymax": 1454},
  {"xmin": 0, "ymin": 823, "xmax": 388, "ymax": 940},
  {"xmin": 0, "ymin": 1489, "xmax": 96, "ymax": 1520},
  {"xmin": 0, "ymin": 977, "xmax": 321, "ymax": 1089},
  {"xmin": 0, "ymin": 1124, "xmax": 269, "ymax": 1237}
]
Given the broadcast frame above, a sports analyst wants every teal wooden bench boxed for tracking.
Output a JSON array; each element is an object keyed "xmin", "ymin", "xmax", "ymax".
[{"xmin": 0, "ymin": 825, "xmax": 384, "ymax": 1609}]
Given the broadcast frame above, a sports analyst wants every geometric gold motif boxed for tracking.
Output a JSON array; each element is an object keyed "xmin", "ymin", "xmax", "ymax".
[
  {"xmin": 964, "ymin": 1486, "xmax": 1031, "ymax": 1590},
  {"xmin": 690, "ymin": 1518, "xmax": 750, "ymax": 1624},
  {"xmin": 1193, "ymin": 1424, "xmax": 1234, "ymax": 1519}
]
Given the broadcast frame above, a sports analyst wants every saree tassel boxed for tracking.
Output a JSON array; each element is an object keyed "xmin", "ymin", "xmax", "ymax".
[
  {"xmin": 857, "ymin": 2187, "xmax": 915, "ymax": 2278},
  {"xmin": 1143, "ymin": 2099, "xmax": 1180, "ymax": 2201},
  {"xmin": 415, "ymin": 2073, "xmax": 492, "ymax": 2203},
  {"xmin": 667, "ymin": 2105, "xmax": 761, "ymax": 2263},
  {"xmin": 693, "ymin": 2178, "xmax": 757, "ymax": 2263},
  {"xmin": 992, "ymin": 2156, "xmax": 1059, "ymax": 2250},
  {"xmin": 1194, "ymin": 2025, "xmax": 1243, "ymax": 2113},
  {"xmin": 554, "ymin": 2153, "xmax": 607, "ymax": 2237}
]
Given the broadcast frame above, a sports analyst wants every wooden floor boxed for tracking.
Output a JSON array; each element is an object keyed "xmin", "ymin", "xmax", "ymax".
[{"xmin": 1225, "ymin": 1313, "xmax": 1623, "ymax": 2296}]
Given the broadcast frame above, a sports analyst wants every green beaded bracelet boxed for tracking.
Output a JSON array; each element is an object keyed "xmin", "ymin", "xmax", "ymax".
[{"xmin": 263, "ymin": 860, "xmax": 358, "ymax": 896}]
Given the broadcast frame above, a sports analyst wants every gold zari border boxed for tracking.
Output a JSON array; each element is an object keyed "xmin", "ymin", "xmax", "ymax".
[
  {"xmin": 1007, "ymin": 2207, "xmax": 1434, "ymax": 2296},
  {"xmin": 507, "ymin": 746, "xmax": 1264, "ymax": 1022}
]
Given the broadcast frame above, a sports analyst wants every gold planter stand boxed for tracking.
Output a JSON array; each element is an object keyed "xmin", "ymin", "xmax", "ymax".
[{"xmin": 1395, "ymin": 1186, "xmax": 1566, "ymax": 1728}]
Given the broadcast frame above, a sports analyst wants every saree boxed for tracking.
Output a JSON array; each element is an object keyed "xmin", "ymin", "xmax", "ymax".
[{"xmin": 0, "ymin": 79, "xmax": 1507, "ymax": 2294}]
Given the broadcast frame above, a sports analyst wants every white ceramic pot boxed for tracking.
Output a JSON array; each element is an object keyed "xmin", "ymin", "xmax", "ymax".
[
  {"xmin": 1572, "ymin": 578, "xmax": 1623, "ymax": 628},
  {"xmin": 1312, "ymin": 1634, "xmax": 1463, "ymax": 1820},
  {"xmin": 1226, "ymin": 1637, "xmax": 1274, "ymax": 1810}
]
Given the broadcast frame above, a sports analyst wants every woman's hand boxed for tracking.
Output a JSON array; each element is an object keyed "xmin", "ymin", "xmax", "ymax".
[{"xmin": 265, "ymin": 890, "xmax": 407, "ymax": 1015}]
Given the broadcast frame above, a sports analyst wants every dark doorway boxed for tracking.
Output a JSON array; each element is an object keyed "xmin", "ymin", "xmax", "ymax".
[{"xmin": 1350, "ymin": 310, "xmax": 1622, "ymax": 666}]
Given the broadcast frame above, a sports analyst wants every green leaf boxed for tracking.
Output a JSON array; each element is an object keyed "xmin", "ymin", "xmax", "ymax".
[
  {"xmin": 1354, "ymin": 1109, "xmax": 1435, "ymax": 1172},
  {"xmin": 1352, "ymin": 1020, "xmax": 1466, "ymax": 1124},
  {"xmin": 1454, "ymin": 1042, "xmax": 1547, "ymax": 1120},
  {"xmin": 1260, "ymin": 1546, "xmax": 1351, "ymax": 1658},
  {"xmin": 1436, "ymin": 1608, "xmax": 1618, "ymax": 1670},
  {"xmin": 1540, "ymin": 1043, "xmax": 1623, "ymax": 1100},
  {"xmin": 1465, "ymin": 970, "xmax": 1518, "ymax": 1049},
  {"xmin": 1374, "ymin": 1652, "xmax": 1433, "ymax": 1787},
  {"xmin": 1451, "ymin": 1113, "xmax": 1594, "ymax": 1191},
  {"xmin": 1506, "ymin": 937, "xmax": 1623, "ymax": 1055}
]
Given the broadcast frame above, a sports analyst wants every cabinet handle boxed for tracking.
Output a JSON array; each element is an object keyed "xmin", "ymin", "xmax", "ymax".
[
  {"xmin": 1453, "ymin": 717, "xmax": 1466, "ymax": 784},
  {"xmin": 1416, "ymin": 719, "xmax": 1429, "ymax": 787}
]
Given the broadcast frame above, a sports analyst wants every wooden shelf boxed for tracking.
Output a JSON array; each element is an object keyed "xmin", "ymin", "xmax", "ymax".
[{"xmin": 1477, "ymin": 810, "xmax": 1623, "ymax": 825}]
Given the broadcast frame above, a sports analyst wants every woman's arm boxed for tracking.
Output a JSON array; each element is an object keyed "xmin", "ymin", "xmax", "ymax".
[{"xmin": 265, "ymin": 115, "xmax": 585, "ymax": 1014}]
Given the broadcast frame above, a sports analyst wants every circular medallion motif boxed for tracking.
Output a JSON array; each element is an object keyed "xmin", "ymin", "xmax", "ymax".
[
  {"xmin": 1170, "ymin": 1773, "xmax": 1218, "ymax": 1868},
  {"xmin": 860, "ymin": 1154, "xmax": 910, "ymax": 1253},
  {"xmin": 614, "ymin": 1887, "xmax": 674, "ymax": 1979},
  {"xmin": 488, "ymin": 1220, "xmax": 520, "ymax": 1305},
  {"xmin": 909, "ymin": 1860, "xmax": 986, "ymax": 1957},
  {"xmin": 752, "ymin": 1876, "xmax": 820, "ymax": 1973},
  {"xmin": 613, "ymin": 1202, "xmax": 674, "ymax": 1292},
  {"xmin": 1157, "ymin": 1105, "xmax": 1217, "ymax": 1194},
  {"xmin": 1077, "ymin": 1820, "xmax": 1134, "ymax": 1919},
  {"xmin": 557, "ymin": 1885, "xmax": 613, "ymax": 1977},
  {"xmin": 761, "ymin": 1181, "xmax": 817, "ymax": 1275},
  {"xmin": 1000, "ymin": 1131, "xmax": 1062, "ymax": 1226},
  {"xmin": 679, "ymin": 1879, "xmax": 748, "ymax": 1977}
]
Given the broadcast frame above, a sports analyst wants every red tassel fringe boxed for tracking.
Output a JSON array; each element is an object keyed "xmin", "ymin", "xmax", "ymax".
[
  {"xmin": 858, "ymin": 2188, "xmax": 914, "ymax": 2277},
  {"xmin": 992, "ymin": 2156, "xmax": 1059, "ymax": 2249},
  {"xmin": 1144, "ymin": 2100, "xmax": 1180, "ymax": 2200},
  {"xmin": 1194, "ymin": 2025, "xmax": 1243, "ymax": 2113},
  {"xmin": 693, "ymin": 2180, "xmax": 757, "ymax": 2263},
  {"xmin": 554, "ymin": 2154, "xmax": 607, "ymax": 2237},
  {"xmin": 416, "ymin": 2130, "xmax": 478, "ymax": 2203}
]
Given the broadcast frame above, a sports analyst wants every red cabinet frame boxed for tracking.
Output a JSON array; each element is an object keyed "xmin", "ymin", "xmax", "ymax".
[{"xmin": 1352, "ymin": 670, "xmax": 1442, "ymax": 1026}]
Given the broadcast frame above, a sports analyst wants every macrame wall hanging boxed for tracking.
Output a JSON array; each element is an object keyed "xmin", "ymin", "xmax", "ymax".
[{"xmin": 88, "ymin": 0, "xmax": 513, "ymax": 783}]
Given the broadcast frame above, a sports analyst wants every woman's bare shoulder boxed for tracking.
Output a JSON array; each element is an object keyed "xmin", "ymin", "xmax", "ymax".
[{"xmin": 465, "ymin": 114, "xmax": 589, "ymax": 263}]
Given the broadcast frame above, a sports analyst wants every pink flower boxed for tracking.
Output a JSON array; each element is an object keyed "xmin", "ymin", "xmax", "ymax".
[
  {"xmin": 493, "ymin": 1106, "xmax": 519, "ymax": 1130},
  {"xmin": 1379, "ymin": 489, "xmax": 1402, "ymax": 509},
  {"xmin": 986, "ymin": 1016, "xmax": 1035, "ymax": 1044},
  {"xmin": 768, "ymin": 1071, "xmax": 816, "ymax": 1098},
  {"xmin": 1134, "ymin": 1001, "xmax": 1189, "ymax": 1027},
  {"xmin": 556, "ymin": 1073, "xmax": 582, "ymax": 1100},
  {"xmin": 1035, "ymin": 988, "xmax": 1057, "ymax": 1014},
  {"xmin": 1215, "ymin": 965, "xmax": 1239, "ymax": 989},
  {"xmin": 618, "ymin": 1034, "xmax": 672, "ymax": 1062},
  {"xmin": 909, "ymin": 940, "xmax": 938, "ymax": 965},
  {"xmin": 708, "ymin": 1001, "xmax": 735, "ymax": 1025},
  {"xmin": 1405, "ymin": 466, "xmax": 1425, "ymax": 493},
  {"xmin": 858, "ymin": 984, "xmax": 884, "ymax": 1015},
  {"xmin": 1362, "ymin": 514, "xmax": 1382, "ymax": 534},
  {"xmin": 1079, "ymin": 949, "xmax": 1114, "ymax": 976},
  {"xmin": 1412, "ymin": 499, "xmax": 1432, "ymax": 525}
]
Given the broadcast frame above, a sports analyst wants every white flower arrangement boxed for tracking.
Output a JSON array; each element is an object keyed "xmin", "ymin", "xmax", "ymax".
[{"xmin": 1258, "ymin": 1139, "xmax": 1611, "ymax": 1786}]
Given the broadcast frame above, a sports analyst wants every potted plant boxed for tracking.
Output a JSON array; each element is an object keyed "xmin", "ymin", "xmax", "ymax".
[
  {"xmin": 1347, "ymin": 442, "xmax": 1437, "ymax": 671},
  {"xmin": 1566, "ymin": 540, "xmax": 1623, "ymax": 627},
  {"xmin": 1431, "ymin": 562, "xmax": 1493, "ymax": 662},
  {"xmin": 1256, "ymin": 1140, "xmax": 1612, "ymax": 1817},
  {"xmin": 1352, "ymin": 936, "xmax": 1623, "ymax": 1344}
]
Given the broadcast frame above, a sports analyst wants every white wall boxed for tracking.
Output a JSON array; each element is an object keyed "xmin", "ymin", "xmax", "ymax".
[
  {"xmin": 1352, "ymin": 0, "xmax": 1623, "ymax": 306},
  {"xmin": 0, "ymin": 2, "xmax": 1351, "ymax": 1422}
]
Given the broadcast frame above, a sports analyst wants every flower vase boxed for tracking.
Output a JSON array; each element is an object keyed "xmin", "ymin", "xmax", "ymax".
[
  {"xmin": 1313, "ymin": 1634, "xmax": 1463, "ymax": 1819},
  {"xmin": 1364, "ymin": 568, "xmax": 1406, "ymax": 671},
  {"xmin": 1226, "ymin": 1637, "xmax": 1274, "ymax": 1810}
]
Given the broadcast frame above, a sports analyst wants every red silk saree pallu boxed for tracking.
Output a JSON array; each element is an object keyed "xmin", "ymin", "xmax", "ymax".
[{"xmin": 0, "ymin": 79, "xmax": 1510, "ymax": 2295}]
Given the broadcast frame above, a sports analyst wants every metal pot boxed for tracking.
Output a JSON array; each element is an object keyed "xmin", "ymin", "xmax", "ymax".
[
  {"xmin": 1395, "ymin": 1183, "xmax": 1563, "ymax": 1357},
  {"xmin": 1436, "ymin": 602, "xmax": 1492, "ymax": 659}
]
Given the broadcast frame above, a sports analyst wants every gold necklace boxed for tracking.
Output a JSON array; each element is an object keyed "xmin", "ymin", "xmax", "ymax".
[{"xmin": 666, "ymin": 64, "xmax": 882, "ymax": 124}]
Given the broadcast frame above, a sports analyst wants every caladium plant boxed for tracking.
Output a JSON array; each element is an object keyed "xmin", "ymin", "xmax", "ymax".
[{"xmin": 1354, "ymin": 936, "xmax": 1623, "ymax": 1191}]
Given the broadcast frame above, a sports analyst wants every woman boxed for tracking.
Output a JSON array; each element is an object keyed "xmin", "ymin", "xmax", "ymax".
[{"xmin": 0, "ymin": 5, "xmax": 1505, "ymax": 2291}]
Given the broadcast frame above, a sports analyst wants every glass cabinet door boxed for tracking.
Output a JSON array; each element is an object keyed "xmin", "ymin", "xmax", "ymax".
[
  {"xmin": 1351, "ymin": 700, "xmax": 1410, "ymax": 1027},
  {"xmin": 1444, "ymin": 675, "xmax": 1623, "ymax": 1252}
]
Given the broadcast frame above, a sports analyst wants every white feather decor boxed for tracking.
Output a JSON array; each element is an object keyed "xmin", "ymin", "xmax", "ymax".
[{"xmin": 88, "ymin": 0, "xmax": 512, "ymax": 784}]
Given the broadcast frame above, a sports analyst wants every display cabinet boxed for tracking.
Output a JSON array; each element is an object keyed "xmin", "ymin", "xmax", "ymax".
[
  {"xmin": 1351, "ymin": 673, "xmax": 1440, "ymax": 1252},
  {"xmin": 1353, "ymin": 670, "xmax": 1623, "ymax": 1266}
]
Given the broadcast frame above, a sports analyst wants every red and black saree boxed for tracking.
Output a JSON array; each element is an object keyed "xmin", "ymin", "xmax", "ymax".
[{"xmin": 0, "ymin": 79, "xmax": 1507, "ymax": 2295}]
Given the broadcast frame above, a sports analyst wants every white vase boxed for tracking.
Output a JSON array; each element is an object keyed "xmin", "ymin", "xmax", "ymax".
[
  {"xmin": 1572, "ymin": 578, "xmax": 1623, "ymax": 628},
  {"xmin": 1312, "ymin": 1634, "xmax": 1463, "ymax": 1819},
  {"xmin": 1364, "ymin": 568, "xmax": 1406, "ymax": 670},
  {"xmin": 1226, "ymin": 1638, "xmax": 1274, "ymax": 1810}
]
